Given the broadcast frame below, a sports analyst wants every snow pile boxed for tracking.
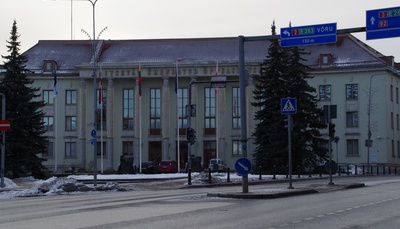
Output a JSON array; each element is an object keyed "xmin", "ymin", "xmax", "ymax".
[
  {"xmin": 15, "ymin": 177, "xmax": 127, "ymax": 197},
  {"xmin": 0, "ymin": 177, "xmax": 19, "ymax": 189}
]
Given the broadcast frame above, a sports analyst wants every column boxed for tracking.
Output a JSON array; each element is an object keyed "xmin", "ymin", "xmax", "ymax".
[
  {"xmin": 134, "ymin": 77, "xmax": 141, "ymax": 169},
  {"xmin": 161, "ymin": 76, "xmax": 170, "ymax": 160},
  {"xmin": 106, "ymin": 77, "xmax": 114, "ymax": 169},
  {"xmin": 78, "ymin": 79, "xmax": 87, "ymax": 169},
  {"xmin": 217, "ymin": 87, "xmax": 226, "ymax": 161}
]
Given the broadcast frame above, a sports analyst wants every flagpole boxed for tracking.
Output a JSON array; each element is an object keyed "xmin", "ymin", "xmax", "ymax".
[
  {"xmin": 176, "ymin": 62, "xmax": 180, "ymax": 173},
  {"xmin": 53, "ymin": 66, "xmax": 58, "ymax": 174},
  {"xmin": 215, "ymin": 61, "xmax": 219, "ymax": 160},
  {"xmin": 100, "ymin": 64, "xmax": 103, "ymax": 173},
  {"xmin": 138, "ymin": 64, "xmax": 142, "ymax": 173}
]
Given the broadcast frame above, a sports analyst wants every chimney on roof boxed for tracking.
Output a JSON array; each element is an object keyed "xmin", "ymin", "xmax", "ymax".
[{"xmin": 381, "ymin": 56, "xmax": 395, "ymax": 67}]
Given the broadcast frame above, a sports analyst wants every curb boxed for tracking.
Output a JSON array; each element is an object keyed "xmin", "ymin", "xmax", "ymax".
[{"xmin": 207, "ymin": 182, "xmax": 365, "ymax": 199}]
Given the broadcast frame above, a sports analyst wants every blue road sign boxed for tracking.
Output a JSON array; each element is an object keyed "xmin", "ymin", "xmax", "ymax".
[
  {"xmin": 366, "ymin": 6, "xmax": 400, "ymax": 40},
  {"xmin": 281, "ymin": 98, "xmax": 297, "ymax": 115},
  {"xmin": 91, "ymin": 129, "xmax": 96, "ymax": 138},
  {"xmin": 235, "ymin": 158, "xmax": 252, "ymax": 175},
  {"xmin": 280, "ymin": 23, "xmax": 337, "ymax": 47},
  {"xmin": 90, "ymin": 139, "xmax": 97, "ymax": 145}
]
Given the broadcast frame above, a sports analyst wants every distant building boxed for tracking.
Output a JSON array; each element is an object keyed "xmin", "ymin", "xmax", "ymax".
[{"xmin": 9, "ymin": 34, "xmax": 400, "ymax": 173}]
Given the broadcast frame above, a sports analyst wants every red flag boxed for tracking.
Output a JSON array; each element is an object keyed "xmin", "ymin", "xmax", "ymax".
[{"xmin": 138, "ymin": 66, "xmax": 142, "ymax": 97}]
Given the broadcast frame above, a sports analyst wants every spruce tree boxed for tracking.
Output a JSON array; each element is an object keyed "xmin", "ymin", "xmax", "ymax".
[
  {"xmin": 286, "ymin": 46, "xmax": 327, "ymax": 168},
  {"xmin": 252, "ymin": 21, "xmax": 328, "ymax": 173},
  {"xmin": 0, "ymin": 20, "xmax": 47, "ymax": 178},
  {"xmin": 252, "ymin": 21, "xmax": 291, "ymax": 173}
]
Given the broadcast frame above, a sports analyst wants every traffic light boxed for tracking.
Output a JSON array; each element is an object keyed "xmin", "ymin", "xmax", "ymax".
[
  {"xmin": 329, "ymin": 122, "xmax": 336, "ymax": 141},
  {"xmin": 186, "ymin": 127, "xmax": 196, "ymax": 145}
]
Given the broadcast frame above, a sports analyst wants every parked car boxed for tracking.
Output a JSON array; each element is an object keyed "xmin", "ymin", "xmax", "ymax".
[
  {"xmin": 158, "ymin": 160, "xmax": 178, "ymax": 173},
  {"xmin": 208, "ymin": 159, "xmax": 226, "ymax": 172},
  {"xmin": 141, "ymin": 161, "xmax": 158, "ymax": 174}
]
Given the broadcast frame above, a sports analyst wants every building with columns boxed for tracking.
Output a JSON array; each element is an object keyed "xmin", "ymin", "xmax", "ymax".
[{"xmin": 17, "ymin": 34, "xmax": 400, "ymax": 173}]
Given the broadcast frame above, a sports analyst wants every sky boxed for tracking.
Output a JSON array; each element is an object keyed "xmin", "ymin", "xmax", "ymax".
[{"xmin": 1, "ymin": 0, "xmax": 400, "ymax": 62}]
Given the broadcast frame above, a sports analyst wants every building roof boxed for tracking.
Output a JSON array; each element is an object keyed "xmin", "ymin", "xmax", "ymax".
[{"xmin": 21, "ymin": 34, "xmax": 396, "ymax": 75}]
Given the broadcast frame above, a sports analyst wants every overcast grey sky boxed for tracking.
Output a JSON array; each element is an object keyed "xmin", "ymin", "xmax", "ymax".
[{"xmin": 1, "ymin": 0, "xmax": 400, "ymax": 62}]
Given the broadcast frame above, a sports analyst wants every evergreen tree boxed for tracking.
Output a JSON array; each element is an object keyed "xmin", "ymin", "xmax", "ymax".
[
  {"xmin": 0, "ymin": 20, "xmax": 47, "ymax": 178},
  {"xmin": 252, "ymin": 21, "xmax": 291, "ymax": 172},
  {"xmin": 252, "ymin": 21, "xmax": 327, "ymax": 173}
]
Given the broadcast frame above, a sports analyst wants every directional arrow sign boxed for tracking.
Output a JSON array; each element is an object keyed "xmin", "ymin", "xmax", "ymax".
[
  {"xmin": 366, "ymin": 6, "xmax": 400, "ymax": 40},
  {"xmin": 235, "ymin": 158, "xmax": 252, "ymax": 175},
  {"xmin": 280, "ymin": 23, "xmax": 337, "ymax": 47}
]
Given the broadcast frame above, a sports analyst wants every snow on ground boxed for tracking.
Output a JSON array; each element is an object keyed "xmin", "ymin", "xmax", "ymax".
[{"xmin": 0, "ymin": 172, "xmax": 321, "ymax": 199}]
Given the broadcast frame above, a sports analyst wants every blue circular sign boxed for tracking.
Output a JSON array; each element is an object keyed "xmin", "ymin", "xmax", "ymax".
[
  {"xmin": 91, "ymin": 129, "xmax": 96, "ymax": 138},
  {"xmin": 235, "ymin": 158, "xmax": 252, "ymax": 175}
]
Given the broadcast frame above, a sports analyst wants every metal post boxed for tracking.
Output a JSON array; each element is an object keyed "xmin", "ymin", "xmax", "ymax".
[
  {"xmin": 187, "ymin": 81, "xmax": 193, "ymax": 185},
  {"xmin": 239, "ymin": 35, "xmax": 248, "ymax": 193},
  {"xmin": 89, "ymin": 0, "xmax": 98, "ymax": 187},
  {"xmin": 288, "ymin": 115, "xmax": 293, "ymax": 189},
  {"xmin": 0, "ymin": 93, "xmax": 5, "ymax": 188}
]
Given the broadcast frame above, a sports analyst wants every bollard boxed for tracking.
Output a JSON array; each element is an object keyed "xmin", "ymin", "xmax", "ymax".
[
  {"xmin": 227, "ymin": 167, "xmax": 230, "ymax": 182},
  {"xmin": 208, "ymin": 169, "xmax": 212, "ymax": 183},
  {"xmin": 273, "ymin": 165, "xmax": 276, "ymax": 179},
  {"xmin": 396, "ymin": 167, "xmax": 398, "ymax": 175},
  {"xmin": 308, "ymin": 166, "xmax": 312, "ymax": 178},
  {"xmin": 371, "ymin": 165, "xmax": 373, "ymax": 175},
  {"xmin": 347, "ymin": 165, "xmax": 350, "ymax": 175},
  {"xmin": 188, "ymin": 168, "xmax": 192, "ymax": 185},
  {"xmin": 286, "ymin": 165, "xmax": 289, "ymax": 179},
  {"xmin": 338, "ymin": 165, "xmax": 341, "ymax": 176},
  {"xmin": 355, "ymin": 165, "xmax": 357, "ymax": 175},
  {"xmin": 383, "ymin": 166, "xmax": 386, "ymax": 175},
  {"xmin": 259, "ymin": 166, "xmax": 262, "ymax": 180},
  {"xmin": 363, "ymin": 165, "xmax": 365, "ymax": 175}
]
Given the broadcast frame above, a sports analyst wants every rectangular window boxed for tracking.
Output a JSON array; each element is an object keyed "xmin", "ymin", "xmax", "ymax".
[
  {"xmin": 150, "ymin": 88, "xmax": 161, "ymax": 132},
  {"xmin": 96, "ymin": 88, "xmax": 107, "ymax": 130},
  {"xmin": 232, "ymin": 140, "xmax": 242, "ymax": 156},
  {"xmin": 232, "ymin": 87, "xmax": 241, "ymax": 129},
  {"xmin": 398, "ymin": 141, "xmax": 400, "ymax": 158},
  {"xmin": 96, "ymin": 141, "xmax": 107, "ymax": 157},
  {"xmin": 178, "ymin": 88, "xmax": 188, "ymax": 129},
  {"xmin": 319, "ymin": 85, "xmax": 331, "ymax": 101},
  {"xmin": 396, "ymin": 87, "xmax": 399, "ymax": 104},
  {"xmin": 391, "ymin": 112, "xmax": 394, "ymax": 129},
  {"xmin": 390, "ymin": 85, "xmax": 393, "ymax": 102},
  {"xmin": 65, "ymin": 142, "xmax": 76, "ymax": 157},
  {"xmin": 346, "ymin": 139, "xmax": 359, "ymax": 156},
  {"xmin": 392, "ymin": 140, "xmax": 395, "ymax": 157},
  {"xmin": 397, "ymin": 114, "xmax": 399, "ymax": 130},
  {"xmin": 43, "ymin": 142, "xmax": 54, "ymax": 158},
  {"xmin": 346, "ymin": 84, "xmax": 358, "ymax": 100},
  {"xmin": 66, "ymin": 90, "xmax": 77, "ymax": 105},
  {"xmin": 43, "ymin": 90, "xmax": 54, "ymax": 105},
  {"xmin": 122, "ymin": 141, "xmax": 133, "ymax": 156},
  {"xmin": 65, "ymin": 116, "xmax": 76, "ymax": 131},
  {"xmin": 123, "ymin": 89, "xmax": 134, "ymax": 130},
  {"xmin": 205, "ymin": 88, "xmax": 216, "ymax": 129},
  {"xmin": 43, "ymin": 116, "xmax": 54, "ymax": 131},
  {"xmin": 346, "ymin": 112, "xmax": 358, "ymax": 127}
]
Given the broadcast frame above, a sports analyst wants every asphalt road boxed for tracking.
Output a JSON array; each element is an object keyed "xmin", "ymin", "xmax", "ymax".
[{"xmin": 1, "ymin": 176, "xmax": 399, "ymax": 229}]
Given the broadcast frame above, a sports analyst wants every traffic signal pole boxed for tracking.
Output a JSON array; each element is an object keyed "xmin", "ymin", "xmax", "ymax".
[{"xmin": 0, "ymin": 93, "xmax": 6, "ymax": 188}]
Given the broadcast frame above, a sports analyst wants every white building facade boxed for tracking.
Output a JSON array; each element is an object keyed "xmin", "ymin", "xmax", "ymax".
[{"xmin": 18, "ymin": 34, "xmax": 400, "ymax": 173}]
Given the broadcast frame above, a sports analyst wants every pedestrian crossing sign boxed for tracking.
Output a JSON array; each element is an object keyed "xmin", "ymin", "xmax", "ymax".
[{"xmin": 281, "ymin": 98, "xmax": 297, "ymax": 114}]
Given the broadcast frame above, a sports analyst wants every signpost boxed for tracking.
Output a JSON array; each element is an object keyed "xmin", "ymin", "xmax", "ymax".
[
  {"xmin": 281, "ymin": 98, "xmax": 296, "ymax": 189},
  {"xmin": 280, "ymin": 23, "xmax": 337, "ymax": 47},
  {"xmin": 366, "ymin": 6, "xmax": 400, "ymax": 40},
  {"xmin": 235, "ymin": 157, "xmax": 252, "ymax": 175}
]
